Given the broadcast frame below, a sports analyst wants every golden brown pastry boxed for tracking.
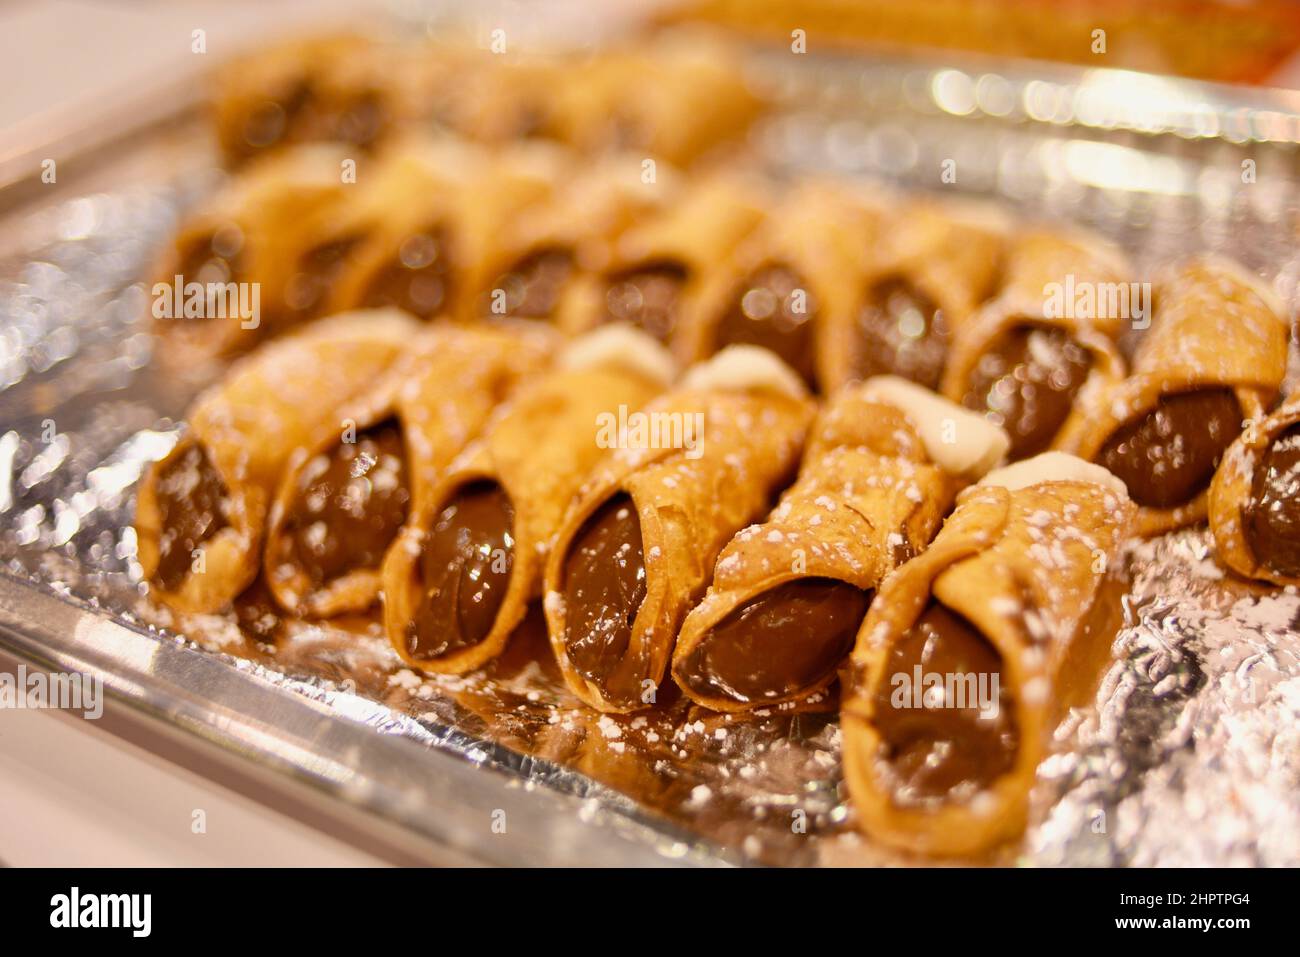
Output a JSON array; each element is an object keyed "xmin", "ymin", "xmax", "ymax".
[
  {"xmin": 212, "ymin": 31, "xmax": 765, "ymax": 168},
  {"xmin": 470, "ymin": 155, "xmax": 681, "ymax": 332},
  {"xmin": 677, "ymin": 180, "xmax": 875, "ymax": 391},
  {"xmin": 672, "ymin": 376, "xmax": 1009, "ymax": 712},
  {"xmin": 432, "ymin": 53, "xmax": 572, "ymax": 144},
  {"xmin": 212, "ymin": 34, "xmax": 435, "ymax": 165},
  {"xmin": 381, "ymin": 325, "xmax": 674, "ymax": 675},
  {"xmin": 1210, "ymin": 392, "xmax": 1300, "ymax": 586},
  {"xmin": 842, "ymin": 452, "xmax": 1135, "ymax": 857},
  {"xmin": 548, "ymin": 33, "xmax": 764, "ymax": 167},
  {"xmin": 151, "ymin": 144, "xmax": 356, "ymax": 361},
  {"xmin": 261, "ymin": 323, "xmax": 556, "ymax": 617},
  {"xmin": 829, "ymin": 198, "xmax": 1008, "ymax": 392},
  {"xmin": 591, "ymin": 172, "xmax": 767, "ymax": 344},
  {"xmin": 1059, "ymin": 256, "xmax": 1289, "ymax": 536},
  {"xmin": 325, "ymin": 137, "xmax": 567, "ymax": 322},
  {"xmin": 545, "ymin": 346, "xmax": 815, "ymax": 713},
  {"xmin": 135, "ymin": 309, "xmax": 419, "ymax": 614},
  {"xmin": 941, "ymin": 229, "xmax": 1133, "ymax": 460}
]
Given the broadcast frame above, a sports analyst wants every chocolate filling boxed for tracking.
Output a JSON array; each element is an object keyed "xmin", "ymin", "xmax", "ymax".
[
  {"xmin": 1245, "ymin": 424, "xmax": 1300, "ymax": 576},
  {"xmin": 872, "ymin": 600, "xmax": 1018, "ymax": 805},
  {"xmin": 562, "ymin": 494, "xmax": 648, "ymax": 699},
  {"xmin": 172, "ymin": 226, "xmax": 248, "ymax": 327},
  {"xmin": 962, "ymin": 324, "xmax": 1091, "ymax": 460},
  {"xmin": 276, "ymin": 420, "xmax": 410, "ymax": 589},
  {"xmin": 679, "ymin": 577, "xmax": 870, "ymax": 704},
  {"xmin": 362, "ymin": 225, "xmax": 453, "ymax": 319},
  {"xmin": 603, "ymin": 261, "xmax": 688, "ymax": 342},
  {"xmin": 712, "ymin": 264, "xmax": 818, "ymax": 388},
  {"xmin": 406, "ymin": 481, "xmax": 515, "ymax": 660},
  {"xmin": 283, "ymin": 233, "xmax": 367, "ymax": 319},
  {"xmin": 233, "ymin": 579, "xmax": 286, "ymax": 645},
  {"xmin": 607, "ymin": 111, "xmax": 649, "ymax": 153},
  {"xmin": 1097, "ymin": 388, "xmax": 1241, "ymax": 509},
  {"xmin": 853, "ymin": 277, "xmax": 949, "ymax": 390},
  {"xmin": 325, "ymin": 90, "xmax": 388, "ymax": 151},
  {"xmin": 153, "ymin": 443, "xmax": 230, "ymax": 593},
  {"xmin": 890, "ymin": 528, "xmax": 918, "ymax": 567},
  {"xmin": 482, "ymin": 247, "xmax": 575, "ymax": 320},
  {"xmin": 249, "ymin": 83, "xmax": 388, "ymax": 154},
  {"xmin": 504, "ymin": 101, "xmax": 549, "ymax": 140},
  {"xmin": 239, "ymin": 80, "xmax": 313, "ymax": 154}
]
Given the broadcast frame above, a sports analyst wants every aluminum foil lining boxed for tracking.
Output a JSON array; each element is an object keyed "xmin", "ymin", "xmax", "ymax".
[{"xmin": 3, "ymin": 52, "xmax": 1300, "ymax": 866}]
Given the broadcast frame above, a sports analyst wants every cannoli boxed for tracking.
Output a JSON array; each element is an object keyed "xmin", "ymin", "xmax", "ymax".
[
  {"xmin": 1209, "ymin": 392, "xmax": 1300, "ymax": 585},
  {"xmin": 152, "ymin": 144, "xmax": 355, "ymax": 361},
  {"xmin": 135, "ymin": 309, "xmax": 419, "ymax": 614},
  {"xmin": 941, "ymin": 229, "xmax": 1133, "ymax": 460},
  {"xmin": 212, "ymin": 34, "xmax": 439, "ymax": 165},
  {"xmin": 1059, "ymin": 256, "xmax": 1289, "ymax": 536},
  {"xmin": 676, "ymin": 181, "xmax": 875, "ymax": 391},
  {"xmin": 434, "ymin": 54, "xmax": 572, "ymax": 144},
  {"xmin": 471, "ymin": 155, "xmax": 680, "ymax": 331},
  {"xmin": 841, "ymin": 452, "xmax": 1135, "ymax": 857},
  {"xmin": 672, "ymin": 376, "xmax": 1009, "ymax": 712},
  {"xmin": 261, "ymin": 323, "xmax": 556, "ymax": 617},
  {"xmin": 831, "ymin": 199, "xmax": 1008, "ymax": 392},
  {"xmin": 593, "ymin": 173, "xmax": 767, "ymax": 344},
  {"xmin": 545, "ymin": 346, "xmax": 814, "ymax": 713},
  {"xmin": 326, "ymin": 138, "xmax": 566, "ymax": 321},
  {"xmin": 548, "ymin": 34, "xmax": 763, "ymax": 167},
  {"xmin": 381, "ymin": 325, "xmax": 674, "ymax": 674}
]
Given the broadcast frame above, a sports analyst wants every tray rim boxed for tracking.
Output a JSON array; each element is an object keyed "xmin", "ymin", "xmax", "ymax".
[{"xmin": 0, "ymin": 570, "xmax": 728, "ymax": 867}]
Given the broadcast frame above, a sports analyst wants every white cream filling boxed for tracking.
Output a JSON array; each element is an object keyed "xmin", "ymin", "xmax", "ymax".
[
  {"xmin": 858, "ymin": 375, "xmax": 1009, "ymax": 478},
  {"xmin": 559, "ymin": 323, "xmax": 676, "ymax": 387},
  {"xmin": 679, "ymin": 345, "xmax": 809, "ymax": 400},
  {"xmin": 977, "ymin": 451, "xmax": 1130, "ymax": 499}
]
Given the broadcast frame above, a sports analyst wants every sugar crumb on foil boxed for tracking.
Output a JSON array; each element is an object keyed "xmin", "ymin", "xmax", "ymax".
[
  {"xmin": 687, "ymin": 785, "xmax": 712, "ymax": 808},
  {"xmin": 388, "ymin": 669, "xmax": 422, "ymax": 690}
]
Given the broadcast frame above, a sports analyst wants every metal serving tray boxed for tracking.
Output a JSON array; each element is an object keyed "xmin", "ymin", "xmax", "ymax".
[{"xmin": 3, "ymin": 40, "xmax": 1300, "ymax": 867}]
